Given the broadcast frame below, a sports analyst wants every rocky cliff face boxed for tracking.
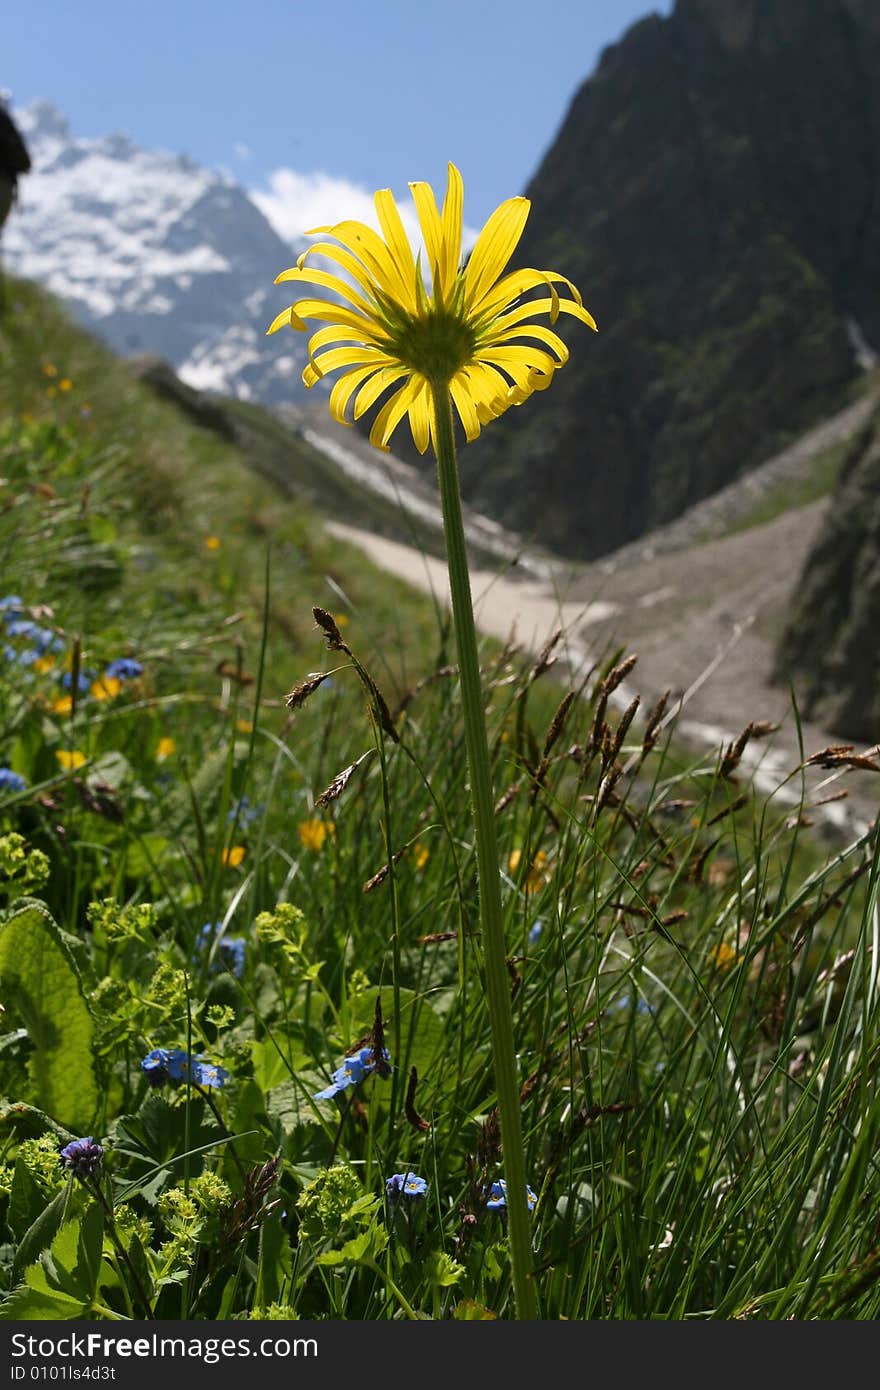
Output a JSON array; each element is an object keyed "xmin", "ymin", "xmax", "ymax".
[
  {"xmin": 453, "ymin": 0, "xmax": 880, "ymax": 560},
  {"xmin": 776, "ymin": 402, "xmax": 880, "ymax": 744}
]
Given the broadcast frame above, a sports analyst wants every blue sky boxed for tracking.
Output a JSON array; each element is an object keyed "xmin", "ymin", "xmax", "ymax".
[{"xmin": 5, "ymin": 0, "xmax": 672, "ymax": 236}]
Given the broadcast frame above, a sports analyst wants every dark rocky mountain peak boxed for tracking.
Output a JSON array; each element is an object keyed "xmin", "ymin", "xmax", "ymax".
[{"xmin": 450, "ymin": 0, "xmax": 880, "ymax": 561}]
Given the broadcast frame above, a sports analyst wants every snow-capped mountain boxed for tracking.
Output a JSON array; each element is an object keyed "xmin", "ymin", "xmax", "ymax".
[{"xmin": 3, "ymin": 101, "xmax": 309, "ymax": 402}]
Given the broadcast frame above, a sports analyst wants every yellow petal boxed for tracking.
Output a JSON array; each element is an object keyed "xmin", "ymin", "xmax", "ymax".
[
  {"xmin": 285, "ymin": 299, "xmax": 381, "ymax": 336},
  {"xmin": 488, "ymin": 322, "xmax": 570, "ymax": 363},
  {"xmin": 302, "ymin": 345, "xmax": 390, "ymax": 388},
  {"xmin": 409, "ymin": 179, "xmax": 444, "ymax": 299},
  {"xmin": 375, "ymin": 188, "xmax": 418, "ymax": 303},
  {"xmin": 407, "ymin": 379, "xmax": 432, "ymax": 454},
  {"xmin": 449, "ymin": 374, "xmax": 482, "ymax": 442},
  {"xmin": 474, "ymin": 268, "xmax": 593, "ymax": 325},
  {"xmin": 266, "ymin": 305, "xmax": 306, "ymax": 335},
  {"xmin": 354, "ymin": 364, "xmax": 411, "ymax": 420},
  {"xmin": 329, "ymin": 364, "xmax": 382, "ymax": 424},
  {"xmin": 273, "ymin": 264, "xmax": 374, "ymax": 315},
  {"xmin": 478, "ymin": 344, "xmax": 558, "ymax": 377},
  {"xmin": 440, "ymin": 163, "xmax": 465, "ymax": 298},
  {"xmin": 463, "ymin": 196, "xmax": 530, "ymax": 313},
  {"xmin": 490, "ymin": 295, "xmax": 595, "ymax": 334},
  {"xmin": 460, "ymin": 362, "xmax": 511, "ymax": 417},
  {"xmin": 297, "ymin": 241, "xmax": 382, "ymax": 297},
  {"xmin": 369, "ymin": 376, "xmax": 422, "ymax": 450},
  {"xmin": 321, "ymin": 219, "xmax": 415, "ymax": 311}
]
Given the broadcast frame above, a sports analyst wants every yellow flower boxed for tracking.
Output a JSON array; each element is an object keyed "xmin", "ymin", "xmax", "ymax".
[
  {"xmin": 298, "ymin": 818, "xmax": 335, "ymax": 852},
  {"xmin": 91, "ymin": 676, "xmax": 122, "ymax": 702},
  {"xmin": 413, "ymin": 842, "xmax": 430, "ymax": 871},
  {"xmin": 33, "ymin": 655, "xmax": 56, "ymax": 675},
  {"xmin": 334, "ymin": 612, "xmax": 349, "ymax": 627},
  {"xmin": 42, "ymin": 363, "xmax": 58, "ymax": 378},
  {"xmin": 222, "ymin": 845, "xmax": 246, "ymax": 868},
  {"xmin": 56, "ymin": 749, "xmax": 86, "ymax": 770},
  {"xmin": 59, "ymin": 378, "xmax": 73, "ymax": 392},
  {"xmin": 235, "ymin": 717, "xmax": 254, "ymax": 734},
  {"xmin": 51, "ymin": 695, "xmax": 73, "ymax": 716},
  {"xmin": 156, "ymin": 737, "xmax": 176, "ymax": 760},
  {"xmin": 508, "ymin": 847, "xmax": 552, "ymax": 895},
  {"xmin": 267, "ymin": 163, "xmax": 596, "ymax": 453},
  {"xmin": 709, "ymin": 941, "xmax": 739, "ymax": 972},
  {"xmin": 205, "ymin": 535, "xmax": 221, "ymax": 551}
]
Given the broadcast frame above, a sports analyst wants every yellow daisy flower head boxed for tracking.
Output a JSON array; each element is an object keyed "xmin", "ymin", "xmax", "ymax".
[
  {"xmin": 298, "ymin": 818, "xmax": 335, "ymax": 852},
  {"xmin": 156, "ymin": 736, "xmax": 176, "ymax": 760},
  {"xmin": 222, "ymin": 844, "xmax": 246, "ymax": 868},
  {"xmin": 267, "ymin": 163, "xmax": 597, "ymax": 454},
  {"xmin": 56, "ymin": 749, "xmax": 86, "ymax": 771},
  {"xmin": 709, "ymin": 940, "xmax": 739, "ymax": 972},
  {"xmin": 91, "ymin": 675, "xmax": 122, "ymax": 702}
]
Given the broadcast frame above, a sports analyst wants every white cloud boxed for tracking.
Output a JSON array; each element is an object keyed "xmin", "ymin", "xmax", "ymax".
[{"xmin": 251, "ymin": 167, "xmax": 477, "ymax": 262}]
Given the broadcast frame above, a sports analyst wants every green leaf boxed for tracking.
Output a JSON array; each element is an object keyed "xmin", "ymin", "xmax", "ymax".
[
  {"xmin": 315, "ymin": 1222, "xmax": 388, "ymax": 1268},
  {"xmin": 1, "ymin": 1205, "xmax": 104, "ymax": 1321},
  {"xmin": 7, "ymin": 1158, "xmax": 51, "ymax": 1242},
  {"xmin": 12, "ymin": 1187, "xmax": 71, "ymax": 1283},
  {"xmin": 255, "ymin": 1211, "xmax": 291, "ymax": 1308},
  {"xmin": 0, "ymin": 900, "xmax": 99, "ymax": 1129}
]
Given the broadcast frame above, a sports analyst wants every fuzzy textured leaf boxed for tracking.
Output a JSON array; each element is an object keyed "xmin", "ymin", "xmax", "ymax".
[{"xmin": 0, "ymin": 899, "xmax": 98, "ymax": 1128}]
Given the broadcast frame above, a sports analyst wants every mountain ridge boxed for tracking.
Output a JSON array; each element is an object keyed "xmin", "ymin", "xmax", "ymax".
[
  {"xmin": 4, "ymin": 99, "xmax": 310, "ymax": 404},
  {"xmin": 451, "ymin": 0, "xmax": 880, "ymax": 560}
]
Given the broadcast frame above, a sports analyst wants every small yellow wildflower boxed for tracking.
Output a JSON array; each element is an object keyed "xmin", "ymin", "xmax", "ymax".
[
  {"xmin": 413, "ymin": 843, "xmax": 430, "ymax": 871},
  {"xmin": 33, "ymin": 655, "xmax": 56, "ymax": 675},
  {"xmin": 298, "ymin": 818, "xmax": 335, "ymax": 852},
  {"xmin": 334, "ymin": 612, "xmax": 349, "ymax": 628},
  {"xmin": 205, "ymin": 536, "xmax": 221, "ymax": 551},
  {"xmin": 235, "ymin": 717, "xmax": 254, "ymax": 734},
  {"xmin": 91, "ymin": 676, "xmax": 122, "ymax": 702},
  {"xmin": 51, "ymin": 695, "xmax": 73, "ymax": 716},
  {"xmin": 710, "ymin": 941, "xmax": 739, "ymax": 972},
  {"xmin": 56, "ymin": 749, "xmax": 86, "ymax": 771},
  {"xmin": 222, "ymin": 845, "xmax": 246, "ymax": 868},
  {"xmin": 156, "ymin": 737, "xmax": 176, "ymax": 760},
  {"xmin": 508, "ymin": 848, "xmax": 552, "ymax": 894},
  {"xmin": 59, "ymin": 378, "xmax": 73, "ymax": 392},
  {"xmin": 42, "ymin": 363, "xmax": 58, "ymax": 378}
]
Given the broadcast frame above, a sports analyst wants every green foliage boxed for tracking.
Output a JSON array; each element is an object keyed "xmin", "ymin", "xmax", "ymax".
[
  {"xmin": 0, "ymin": 277, "xmax": 878, "ymax": 1320},
  {"xmin": 0, "ymin": 901, "xmax": 98, "ymax": 1129}
]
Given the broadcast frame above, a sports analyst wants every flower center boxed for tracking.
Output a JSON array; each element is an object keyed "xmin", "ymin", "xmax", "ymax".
[
  {"xmin": 393, "ymin": 307, "xmax": 476, "ymax": 382},
  {"xmin": 374, "ymin": 282, "xmax": 476, "ymax": 384}
]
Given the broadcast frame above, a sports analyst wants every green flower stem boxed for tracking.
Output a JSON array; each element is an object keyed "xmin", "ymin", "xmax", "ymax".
[{"xmin": 430, "ymin": 382, "xmax": 537, "ymax": 1321}]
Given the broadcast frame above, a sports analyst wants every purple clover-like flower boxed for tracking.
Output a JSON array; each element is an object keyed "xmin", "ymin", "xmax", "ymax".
[
  {"xmin": 386, "ymin": 1171, "xmax": 428, "ymax": 1200},
  {"xmin": 59, "ymin": 1137, "xmax": 104, "ymax": 1180},
  {"xmin": 314, "ymin": 1044, "xmax": 391, "ymax": 1101}
]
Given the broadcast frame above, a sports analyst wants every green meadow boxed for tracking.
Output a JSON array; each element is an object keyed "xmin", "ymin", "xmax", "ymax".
[{"xmin": 0, "ymin": 279, "xmax": 879, "ymax": 1320}]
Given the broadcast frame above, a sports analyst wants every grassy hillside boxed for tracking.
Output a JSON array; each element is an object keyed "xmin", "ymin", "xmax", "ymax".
[
  {"xmin": 0, "ymin": 278, "xmax": 447, "ymax": 699},
  {"xmin": 1, "ymin": 278, "xmax": 879, "ymax": 1322}
]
